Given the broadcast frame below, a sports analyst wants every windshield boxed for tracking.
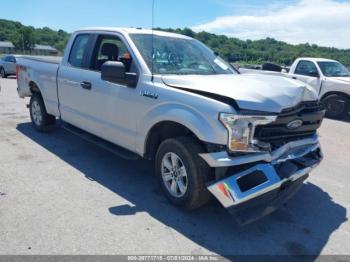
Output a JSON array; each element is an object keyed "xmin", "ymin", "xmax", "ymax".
[
  {"xmin": 317, "ymin": 61, "xmax": 350, "ymax": 77},
  {"xmin": 130, "ymin": 34, "xmax": 235, "ymax": 75}
]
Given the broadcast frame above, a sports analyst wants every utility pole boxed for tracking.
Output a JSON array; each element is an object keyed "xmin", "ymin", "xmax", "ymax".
[{"xmin": 21, "ymin": 33, "xmax": 24, "ymax": 54}]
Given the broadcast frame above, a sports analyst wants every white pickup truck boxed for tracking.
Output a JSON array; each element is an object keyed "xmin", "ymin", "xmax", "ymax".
[
  {"xmin": 16, "ymin": 28, "xmax": 325, "ymax": 224},
  {"xmin": 240, "ymin": 58, "xmax": 350, "ymax": 118}
]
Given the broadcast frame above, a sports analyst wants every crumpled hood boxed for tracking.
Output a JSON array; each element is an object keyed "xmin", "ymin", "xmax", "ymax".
[{"xmin": 162, "ymin": 74, "xmax": 318, "ymax": 113}]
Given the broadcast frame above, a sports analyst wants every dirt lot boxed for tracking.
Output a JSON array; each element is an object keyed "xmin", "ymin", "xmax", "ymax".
[{"xmin": 0, "ymin": 77, "xmax": 349, "ymax": 257}]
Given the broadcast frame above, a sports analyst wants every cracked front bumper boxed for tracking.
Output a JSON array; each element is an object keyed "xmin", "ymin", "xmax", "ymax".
[{"xmin": 201, "ymin": 136, "xmax": 323, "ymax": 224}]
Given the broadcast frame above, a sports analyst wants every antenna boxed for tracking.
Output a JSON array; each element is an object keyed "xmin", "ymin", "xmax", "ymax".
[{"xmin": 151, "ymin": 0, "xmax": 155, "ymax": 82}]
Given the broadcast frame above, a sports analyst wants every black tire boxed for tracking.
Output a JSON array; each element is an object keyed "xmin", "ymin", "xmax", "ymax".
[
  {"xmin": 322, "ymin": 94, "xmax": 349, "ymax": 119},
  {"xmin": 0, "ymin": 67, "xmax": 7, "ymax": 78},
  {"xmin": 155, "ymin": 136, "xmax": 213, "ymax": 210},
  {"xmin": 29, "ymin": 93, "xmax": 56, "ymax": 132}
]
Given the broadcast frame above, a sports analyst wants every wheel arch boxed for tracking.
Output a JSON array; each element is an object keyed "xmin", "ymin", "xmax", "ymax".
[
  {"xmin": 29, "ymin": 80, "xmax": 41, "ymax": 94},
  {"xmin": 321, "ymin": 91, "xmax": 350, "ymax": 101},
  {"xmin": 28, "ymin": 80, "xmax": 51, "ymax": 113},
  {"xmin": 143, "ymin": 121, "xmax": 206, "ymax": 160}
]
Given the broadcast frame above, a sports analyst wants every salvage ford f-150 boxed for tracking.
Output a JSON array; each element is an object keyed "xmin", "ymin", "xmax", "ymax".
[{"xmin": 16, "ymin": 28, "xmax": 325, "ymax": 224}]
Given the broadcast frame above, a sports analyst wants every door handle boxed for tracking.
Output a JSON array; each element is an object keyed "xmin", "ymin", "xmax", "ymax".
[
  {"xmin": 80, "ymin": 81, "xmax": 92, "ymax": 90},
  {"xmin": 292, "ymin": 76, "xmax": 297, "ymax": 80}
]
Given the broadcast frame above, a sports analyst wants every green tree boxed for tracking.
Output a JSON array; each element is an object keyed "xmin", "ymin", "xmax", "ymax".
[
  {"xmin": 12, "ymin": 27, "xmax": 36, "ymax": 53},
  {"xmin": 1, "ymin": 18, "xmax": 350, "ymax": 64}
]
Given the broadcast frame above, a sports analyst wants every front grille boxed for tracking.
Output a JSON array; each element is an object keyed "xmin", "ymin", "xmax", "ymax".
[
  {"xmin": 280, "ymin": 101, "xmax": 325, "ymax": 115},
  {"xmin": 254, "ymin": 101, "xmax": 325, "ymax": 149}
]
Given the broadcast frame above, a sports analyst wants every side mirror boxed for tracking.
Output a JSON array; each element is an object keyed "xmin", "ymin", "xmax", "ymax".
[
  {"xmin": 308, "ymin": 71, "xmax": 319, "ymax": 78},
  {"xmin": 101, "ymin": 61, "xmax": 138, "ymax": 88}
]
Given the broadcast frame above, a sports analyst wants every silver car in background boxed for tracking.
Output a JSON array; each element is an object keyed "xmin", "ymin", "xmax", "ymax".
[{"xmin": 0, "ymin": 55, "xmax": 17, "ymax": 78}]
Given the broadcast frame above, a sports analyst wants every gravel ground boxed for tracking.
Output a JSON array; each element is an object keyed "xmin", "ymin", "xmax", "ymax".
[{"xmin": 0, "ymin": 77, "xmax": 349, "ymax": 257}]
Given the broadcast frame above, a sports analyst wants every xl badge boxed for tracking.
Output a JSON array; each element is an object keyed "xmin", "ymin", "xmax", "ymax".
[{"xmin": 286, "ymin": 119, "xmax": 303, "ymax": 130}]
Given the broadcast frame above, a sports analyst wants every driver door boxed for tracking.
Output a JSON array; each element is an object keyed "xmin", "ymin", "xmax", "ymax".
[
  {"xmin": 289, "ymin": 60, "xmax": 322, "ymax": 93},
  {"xmin": 80, "ymin": 34, "xmax": 140, "ymax": 150}
]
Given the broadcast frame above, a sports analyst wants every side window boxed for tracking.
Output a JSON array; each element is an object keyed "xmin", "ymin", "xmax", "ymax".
[
  {"xmin": 295, "ymin": 60, "xmax": 318, "ymax": 76},
  {"xmin": 91, "ymin": 35, "xmax": 133, "ymax": 72},
  {"xmin": 9, "ymin": 56, "xmax": 16, "ymax": 63},
  {"xmin": 69, "ymin": 34, "xmax": 90, "ymax": 68}
]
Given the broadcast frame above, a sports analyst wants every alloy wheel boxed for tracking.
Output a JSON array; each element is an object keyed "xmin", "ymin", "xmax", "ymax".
[
  {"xmin": 31, "ymin": 100, "xmax": 43, "ymax": 126},
  {"xmin": 161, "ymin": 152, "xmax": 188, "ymax": 198}
]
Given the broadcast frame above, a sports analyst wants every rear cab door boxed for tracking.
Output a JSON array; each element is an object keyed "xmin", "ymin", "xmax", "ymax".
[{"xmin": 57, "ymin": 33, "xmax": 95, "ymax": 129}]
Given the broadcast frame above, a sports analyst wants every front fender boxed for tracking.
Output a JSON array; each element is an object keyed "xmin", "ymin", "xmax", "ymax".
[
  {"xmin": 320, "ymin": 80, "xmax": 350, "ymax": 99},
  {"xmin": 136, "ymin": 102, "xmax": 228, "ymax": 155}
]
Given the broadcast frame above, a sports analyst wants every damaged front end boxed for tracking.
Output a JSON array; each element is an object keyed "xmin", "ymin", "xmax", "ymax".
[
  {"xmin": 201, "ymin": 102, "xmax": 325, "ymax": 225},
  {"xmin": 206, "ymin": 140, "xmax": 322, "ymax": 225}
]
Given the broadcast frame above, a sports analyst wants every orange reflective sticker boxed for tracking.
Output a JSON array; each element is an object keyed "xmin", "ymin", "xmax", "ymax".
[{"xmin": 218, "ymin": 183, "xmax": 231, "ymax": 199}]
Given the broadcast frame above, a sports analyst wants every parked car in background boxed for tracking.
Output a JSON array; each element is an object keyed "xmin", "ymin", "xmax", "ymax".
[
  {"xmin": 0, "ymin": 55, "xmax": 17, "ymax": 78},
  {"xmin": 16, "ymin": 28, "xmax": 324, "ymax": 224},
  {"xmin": 240, "ymin": 58, "xmax": 350, "ymax": 118},
  {"xmin": 288, "ymin": 58, "xmax": 350, "ymax": 118}
]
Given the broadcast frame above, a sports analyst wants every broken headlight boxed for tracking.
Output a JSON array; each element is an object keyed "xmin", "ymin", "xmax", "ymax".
[{"xmin": 219, "ymin": 113, "xmax": 277, "ymax": 152}]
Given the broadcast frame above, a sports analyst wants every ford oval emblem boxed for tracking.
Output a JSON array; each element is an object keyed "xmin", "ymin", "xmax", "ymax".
[{"xmin": 287, "ymin": 119, "xmax": 303, "ymax": 130}]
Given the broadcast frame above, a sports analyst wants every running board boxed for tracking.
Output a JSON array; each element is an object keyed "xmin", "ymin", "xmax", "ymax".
[{"xmin": 61, "ymin": 122, "xmax": 140, "ymax": 160}]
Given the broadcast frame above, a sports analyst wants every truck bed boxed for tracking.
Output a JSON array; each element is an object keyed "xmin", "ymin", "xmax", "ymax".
[
  {"xmin": 17, "ymin": 55, "xmax": 61, "ymax": 116},
  {"xmin": 17, "ymin": 55, "xmax": 62, "ymax": 64}
]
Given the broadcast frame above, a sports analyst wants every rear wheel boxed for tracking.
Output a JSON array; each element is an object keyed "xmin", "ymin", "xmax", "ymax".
[
  {"xmin": 0, "ymin": 68, "xmax": 6, "ymax": 78},
  {"xmin": 155, "ymin": 136, "xmax": 212, "ymax": 210},
  {"xmin": 29, "ymin": 93, "xmax": 56, "ymax": 132},
  {"xmin": 322, "ymin": 94, "xmax": 349, "ymax": 119}
]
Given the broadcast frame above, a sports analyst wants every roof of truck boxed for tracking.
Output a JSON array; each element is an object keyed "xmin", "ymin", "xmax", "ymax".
[
  {"xmin": 298, "ymin": 57, "xmax": 337, "ymax": 63},
  {"xmin": 77, "ymin": 27, "xmax": 192, "ymax": 39}
]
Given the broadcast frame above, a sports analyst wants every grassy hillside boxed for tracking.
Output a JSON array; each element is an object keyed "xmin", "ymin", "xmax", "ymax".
[{"xmin": 1, "ymin": 19, "xmax": 349, "ymax": 66}]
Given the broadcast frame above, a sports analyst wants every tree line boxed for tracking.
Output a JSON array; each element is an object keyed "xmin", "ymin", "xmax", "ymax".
[
  {"xmin": 1, "ymin": 19, "xmax": 349, "ymax": 66},
  {"xmin": 0, "ymin": 19, "xmax": 69, "ymax": 53},
  {"xmin": 157, "ymin": 28, "xmax": 350, "ymax": 67}
]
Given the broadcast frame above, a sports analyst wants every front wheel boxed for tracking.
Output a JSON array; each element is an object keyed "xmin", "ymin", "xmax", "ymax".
[
  {"xmin": 0, "ymin": 68, "xmax": 6, "ymax": 78},
  {"xmin": 155, "ymin": 137, "xmax": 212, "ymax": 210},
  {"xmin": 29, "ymin": 93, "xmax": 56, "ymax": 132},
  {"xmin": 322, "ymin": 94, "xmax": 349, "ymax": 119}
]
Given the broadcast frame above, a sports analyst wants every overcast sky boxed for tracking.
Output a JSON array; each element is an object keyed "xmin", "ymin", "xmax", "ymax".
[{"xmin": 1, "ymin": 0, "xmax": 350, "ymax": 48}]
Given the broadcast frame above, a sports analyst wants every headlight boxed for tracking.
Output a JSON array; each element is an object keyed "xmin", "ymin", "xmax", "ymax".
[{"xmin": 219, "ymin": 113, "xmax": 277, "ymax": 152}]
